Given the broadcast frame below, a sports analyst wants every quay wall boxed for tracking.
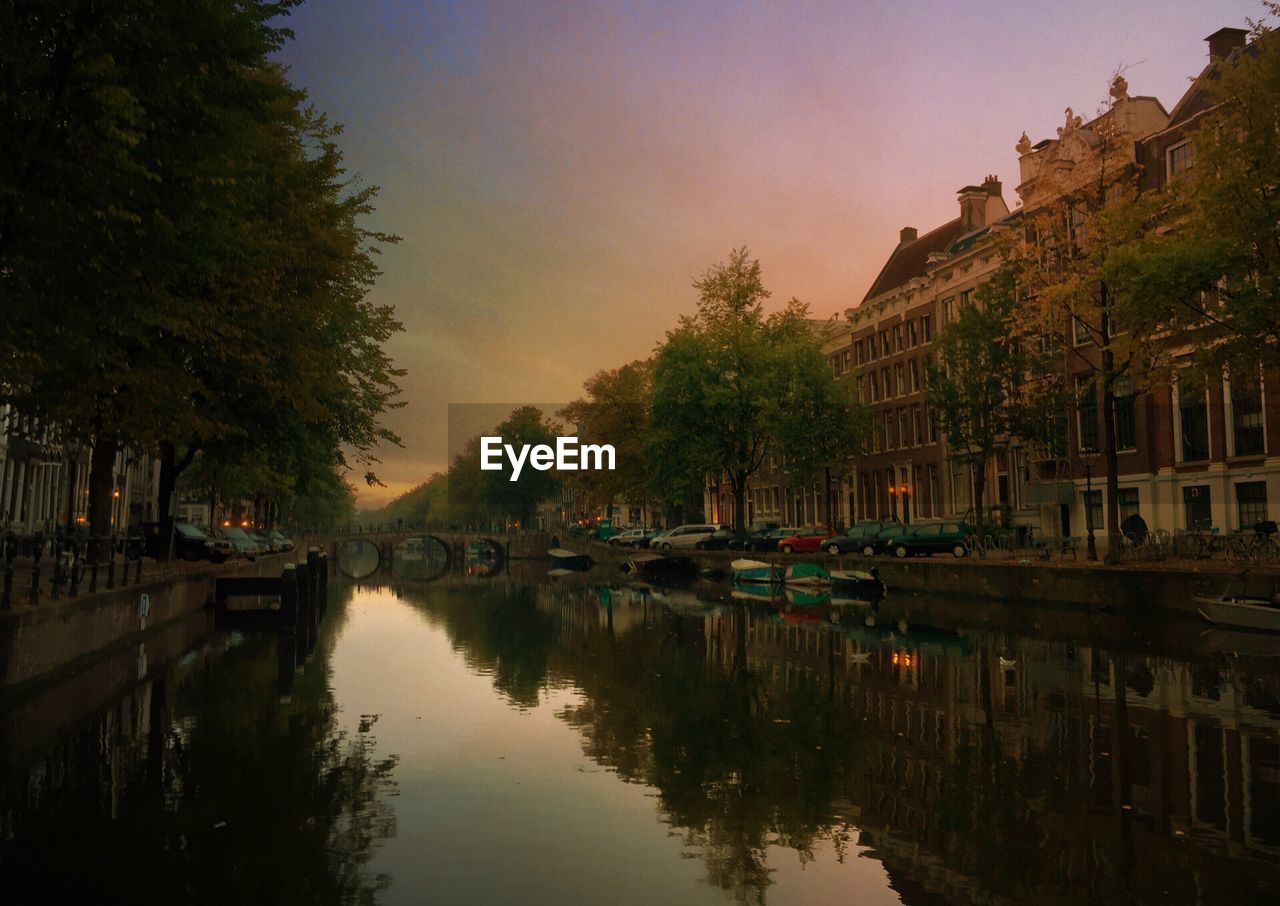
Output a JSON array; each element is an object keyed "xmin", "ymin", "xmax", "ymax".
[{"xmin": 0, "ymin": 555, "xmax": 292, "ymax": 696}]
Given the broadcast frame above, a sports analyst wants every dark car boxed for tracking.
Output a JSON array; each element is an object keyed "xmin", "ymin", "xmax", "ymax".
[
  {"xmin": 729, "ymin": 526, "xmax": 801, "ymax": 552},
  {"xmin": 885, "ymin": 521, "xmax": 974, "ymax": 558},
  {"xmin": 608, "ymin": 528, "xmax": 655, "ymax": 548},
  {"xmin": 696, "ymin": 528, "xmax": 739, "ymax": 550},
  {"xmin": 862, "ymin": 523, "xmax": 915, "ymax": 556},
  {"xmin": 820, "ymin": 519, "xmax": 902, "ymax": 555}
]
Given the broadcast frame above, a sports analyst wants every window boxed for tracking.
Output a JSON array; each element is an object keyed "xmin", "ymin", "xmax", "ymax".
[
  {"xmin": 909, "ymin": 359, "xmax": 921, "ymax": 393},
  {"xmin": 941, "ymin": 298, "xmax": 954, "ymax": 324},
  {"xmin": 882, "ymin": 367, "xmax": 892, "ymax": 398},
  {"xmin": 893, "ymin": 324, "xmax": 903, "ymax": 351},
  {"xmin": 921, "ymin": 314, "xmax": 933, "ymax": 342},
  {"xmin": 884, "ymin": 411, "xmax": 895, "ymax": 450},
  {"xmin": 867, "ymin": 337, "xmax": 877, "ymax": 362},
  {"xmin": 895, "ymin": 363, "xmax": 905, "ymax": 396},
  {"xmin": 855, "ymin": 340, "xmax": 865, "ymax": 365},
  {"xmin": 1168, "ymin": 141, "xmax": 1193, "ymax": 180},
  {"xmin": 1113, "ymin": 375, "xmax": 1137, "ymax": 452},
  {"xmin": 1179, "ymin": 378, "xmax": 1209, "ymax": 461},
  {"xmin": 926, "ymin": 405, "xmax": 937, "ymax": 443},
  {"xmin": 1183, "ymin": 485, "xmax": 1212, "ymax": 530},
  {"xmin": 1072, "ymin": 316, "xmax": 1093, "ymax": 346},
  {"xmin": 1230, "ymin": 372, "xmax": 1264, "ymax": 456},
  {"xmin": 912, "ymin": 404, "xmax": 922, "ymax": 447},
  {"xmin": 1083, "ymin": 490, "xmax": 1103, "ymax": 531},
  {"xmin": 880, "ymin": 331, "xmax": 890, "ymax": 357},
  {"xmin": 960, "ymin": 289, "xmax": 972, "ymax": 309},
  {"xmin": 870, "ymin": 372, "xmax": 880, "ymax": 402},
  {"xmin": 907, "ymin": 320, "xmax": 918, "ymax": 347},
  {"xmin": 1236, "ymin": 481, "xmax": 1268, "ymax": 527},
  {"xmin": 1118, "ymin": 488, "xmax": 1139, "ymax": 523},
  {"xmin": 1077, "ymin": 377, "xmax": 1099, "ymax": 452},
  {"xmin": 857, "ymin": 375, "xmax": 866, "ymax": 403},
  {"xmin": 899, "ymin": 408, "xmax": 910, "ymax": 447}
]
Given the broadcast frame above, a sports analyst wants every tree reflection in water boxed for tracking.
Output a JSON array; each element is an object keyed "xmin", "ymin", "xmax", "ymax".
[
  {"xmin": 0, "ymin": 585, "xmax": 397, "ymax": 905},
  {"xmin": 390, "ymin": 577, "xmax": 1280, "ymax": 906}
]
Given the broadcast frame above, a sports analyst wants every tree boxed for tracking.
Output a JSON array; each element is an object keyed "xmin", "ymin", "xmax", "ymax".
[
  {"xmin": 1, "ymin": 3, "xmax": 404, "ymax": 555},
  {"xmin": 1126, "ymin": 13, "xmax": 1280, "ymax": 376},
  {"xmin": 560, "ymin": 361, "xmax": 652, "ymax": 527},
  {"xmin": 446, "ymin": 407, "xmax": 562, "ymax": 530},
  {"xmin": 649, "ymin": 248, "xmax": 869, "ymax": 533},
  {"xmin": 926, "ymin": 261, "xmax": 1062, "ymax": 541}
]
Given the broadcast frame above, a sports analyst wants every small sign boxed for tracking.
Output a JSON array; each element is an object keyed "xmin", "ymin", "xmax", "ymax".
[{"xmin": 139, "ymin": 592, "xmax": 151, "ymax": 627}]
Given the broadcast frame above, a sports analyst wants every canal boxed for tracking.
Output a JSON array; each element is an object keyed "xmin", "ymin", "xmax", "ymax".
[{"xmin": 2, "ymin": 572, "xmax": 1278, "ymax": 904}]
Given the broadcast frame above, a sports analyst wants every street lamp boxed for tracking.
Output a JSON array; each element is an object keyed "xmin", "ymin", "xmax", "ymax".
[{"xmin": 1079, "ymin": 448, "xmax": 1100, "ymax": 561}]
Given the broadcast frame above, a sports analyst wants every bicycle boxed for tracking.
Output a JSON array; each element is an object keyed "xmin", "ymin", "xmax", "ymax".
[{"xmin": 1225, "ymin": 530, "xmax": 1280, "ymax": 564}]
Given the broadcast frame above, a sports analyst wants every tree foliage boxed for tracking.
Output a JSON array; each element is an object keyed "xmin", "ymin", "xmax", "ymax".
[
  {"xmin": 649, "ymin": 248, "xmax": 869, "ymax": 532},
  {"xmin": 560, "ymin": 360, "xmax": 652, "ymax": 521}
]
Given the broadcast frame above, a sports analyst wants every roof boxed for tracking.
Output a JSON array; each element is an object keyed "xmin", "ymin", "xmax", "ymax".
[{"xmin": 859, "ymin": 219, "xmax": 963, "ymax": 305}]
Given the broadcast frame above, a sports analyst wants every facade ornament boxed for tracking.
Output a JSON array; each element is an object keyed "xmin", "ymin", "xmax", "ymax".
[
  {"xmin": 1110, "ymin": 74, "xmax": 1128, "ymax": 101},
  {"xmin": 1057, "ymin": 107, "xmax": 1083, "ymax": 137},
  {"xmin": 1016, "ymin": 132, "xmax": 1031, "ymax": 155}
]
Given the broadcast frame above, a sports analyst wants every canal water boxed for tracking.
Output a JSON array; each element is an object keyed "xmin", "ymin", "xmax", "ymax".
[{"xmin": 2, "ymin": 571, "xmax": 1279, "ymax": 904}]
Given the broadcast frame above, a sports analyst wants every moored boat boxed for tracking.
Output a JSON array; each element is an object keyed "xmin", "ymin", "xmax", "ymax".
[
  {"xmin": 784, "ymin": 586, "xmax": 830, "ymax": 607},
  {"xmin": 731, "ymin": 558, "xmax": 781, "ymax": 584},
  {"xmin": 784, "ymin": 562, "xmax": 830, "ymax": 587},
  {"xmin": 548, "ymin": 547, "xmax": 593, "ymax": 571},
  {"xmin": 829, "ymin": 567, "xmax": 885, "ymax": 599},
  {"xmin": 1196, "ymin": 578, "xmax": 1280, "ymax": 632},
  {"xmin": 626, "ymin": 552, "xmax": 698, "ymax": 578}
]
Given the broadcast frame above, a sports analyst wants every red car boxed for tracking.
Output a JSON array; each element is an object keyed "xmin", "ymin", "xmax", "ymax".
[{"xmin": 776, "ymin": 527, "xmax": 832, "ymax": 553}]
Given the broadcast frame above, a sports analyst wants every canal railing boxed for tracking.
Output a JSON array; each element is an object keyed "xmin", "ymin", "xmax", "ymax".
[{"xmin": 2, "ymin": 531, "xmax": 147, "ymax": 610}]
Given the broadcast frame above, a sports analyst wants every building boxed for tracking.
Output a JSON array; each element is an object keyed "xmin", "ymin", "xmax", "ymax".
[{"xmin": 839, "ymin": 175, "xmax": 1011, "ymax": 525}]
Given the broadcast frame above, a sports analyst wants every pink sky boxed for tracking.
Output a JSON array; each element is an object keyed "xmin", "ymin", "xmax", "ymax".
[{"xmin": 277, "ymin": 0, "xmax": 1262, "ymax": 507}]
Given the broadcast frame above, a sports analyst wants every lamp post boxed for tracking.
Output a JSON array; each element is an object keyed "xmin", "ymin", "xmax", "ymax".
[{"xmin": 1080, "ymin": 449, "xmax": 1099, "ymax": 562}]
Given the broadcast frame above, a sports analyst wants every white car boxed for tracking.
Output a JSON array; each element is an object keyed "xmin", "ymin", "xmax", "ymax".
[{"xmin": 654, "ymin": 524, "xmax": 721, "ymax": 550}]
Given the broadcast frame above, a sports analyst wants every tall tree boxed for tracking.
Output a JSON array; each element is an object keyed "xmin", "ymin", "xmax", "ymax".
[
  {"xmin": 649, "ymin": 248, "xmax": 868, "ymax": 532},
  {"xmin": 560, "ymin": 361, "xmax": 652, "ymax": 527},
  {"xmin": 926, "ymin": 261, "xmax": 1063, "ymax": 541}
]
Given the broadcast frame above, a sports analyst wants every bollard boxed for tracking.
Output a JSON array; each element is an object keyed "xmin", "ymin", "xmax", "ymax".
[
  {"xmin": 29, "ymin": 533, "xmax": 42, "ymax": 606},
  {"xmin": 51, "ymin": 542, "xmax": 64, "ymax": 601},
  {"xmin": 120, "ymin": 538, "xmax": 130, "ymax": 588},
  {"xmin": 1, "ymin": 534, "xmax": 15, "ymax": 610},
  {"xmin": 279, "ymin": 563, "xmax": 299, "ymax": 631},
  {"xmin": 106, "ymin": 544, "xmax": 116, "ymax": 590}
]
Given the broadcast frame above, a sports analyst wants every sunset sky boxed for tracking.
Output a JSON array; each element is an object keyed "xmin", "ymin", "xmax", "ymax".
[{"xmin": 276, "ymin": 0, "xmax": 1262, "ymax": 507}]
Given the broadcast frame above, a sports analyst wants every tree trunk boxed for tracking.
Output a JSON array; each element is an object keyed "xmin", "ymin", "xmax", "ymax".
[
  {"xmin": 87, "ymin": 438, "xmax": 118, "ymax": 559},
  {"xmin": 155, "ymin": 442, "xmax": 196, "ymax": 561},
  {"xmin": 972, "ymin": 459, "xmax": 986, "ymax": 550},
  {"xmin": 730, "ymin": 471, "xmax": 747, "ymax": 533},
  {"xmin": 208, "ymin": 485, "xmax": 217, "ymax": 529},
  {"xmin": 1101, "ymin": 298, "xmax": 1122, "ymax": 563}
]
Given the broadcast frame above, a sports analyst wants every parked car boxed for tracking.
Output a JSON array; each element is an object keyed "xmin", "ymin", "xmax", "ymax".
[
  {"xmin": 775, "ymin": 527, "xmax": 832, "ymax": 554},
  {"xmin": 729, "ymin": 526, "xmax": 801, "ymax": 552},
  {"xmin": 821, "ymin": 519, "xmax": 902, "ymax": 555},
  {"xmin": 859, "ymin": 523, "xmax": 915, "ymax": 556},
  {"xmin": 248, "ymin": 529, "xmax": 280, "ymax": 554},
  {"xmin": 696, "ymin": 527, "xmax": 739, "ymax": 550},
  {"xmin": 884, "ymin": 521, "xmax": 974, "ymax": 558},
  {"xmin": 269, "ymin": 530, "xmax": 295, "ymax": 552},
  {"xmin": 653, "ymin": 524, "xmax": 721, "ymax": 550},
  {"xmin": 221, "ymin": 526, "xmax": 262, "ymax": 559},
  {"xmin": 608, "ymin": 528, "xmax": 654, "ymax": 548},
  {"xmin": 172, "ymin": 522, "xmax": 229, "ymax": 562}
]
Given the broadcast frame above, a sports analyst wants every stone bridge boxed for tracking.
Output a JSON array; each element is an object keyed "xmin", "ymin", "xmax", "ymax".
[{"xmin": 303, "ymin": 530, "xmax": 556, "ymax": 572}]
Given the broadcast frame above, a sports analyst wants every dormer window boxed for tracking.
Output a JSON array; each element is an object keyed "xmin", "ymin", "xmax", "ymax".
[{"xmin": 1167, "ymin": 141, "xmax": 1193, "ymax": 181}]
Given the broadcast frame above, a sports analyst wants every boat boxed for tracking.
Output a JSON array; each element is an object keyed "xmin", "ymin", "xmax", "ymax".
[
  {"xmin": 731, "ymin": 558, "xmax": 781, "ymax": 584},
  {"xmin": 783, "ymin": 563, "xmax": 830, "ymax": 587},
  {"xmin": 548, "ymin": 547, "xmax": 593, "ymax": 571},
  {"xmin": 1197, "ymin": 578, "xmax": 1280, "ymax": 632},
  {"xmin": 731, "ymin": 584, "xmax": 782, "ymax": 603},
  {"xmin": 828, "ymin": 566, "xmax": 885, "ymax": 599},
  {"xmin": 626, "ymin": 552, "xmax": 698, "ymax": 578}
]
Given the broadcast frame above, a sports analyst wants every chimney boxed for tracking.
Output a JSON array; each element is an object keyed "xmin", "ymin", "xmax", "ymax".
[
  {"xmin": 899, "ymin": 226, "xmax": 918, "ymax": 245},
  {"xmin": 957, "ymin": 184, "xmax": 988, "ymax": 233},
  {"xmin": 982, "ymin": 174, "xmax": 1002, "ymax": 198},
  {"xmin": 1206, "ymin": 27, "xmax": 1247, "ymax": 61}
]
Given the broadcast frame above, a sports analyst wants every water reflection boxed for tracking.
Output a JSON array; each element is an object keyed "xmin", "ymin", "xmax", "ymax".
[
  {"xmin": 0, "ymin": 587, "xmax": 397, "ymax": 903},
  {"xmin": 3, "ymin": 573, "xmax": 1278, "ymax": 904},
  {"xmin": 383, "ymin": 577, "xmax": 1280, "ymax": 904}
]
